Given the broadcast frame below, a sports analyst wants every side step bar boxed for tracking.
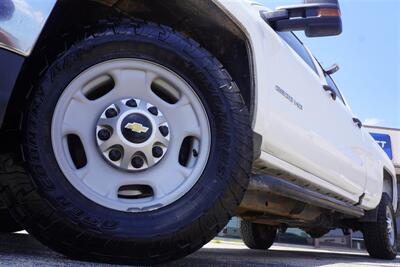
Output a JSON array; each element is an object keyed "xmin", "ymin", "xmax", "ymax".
[{"xmin": 246, "ymin": 176, "xmax": 365, "ymax": 218}]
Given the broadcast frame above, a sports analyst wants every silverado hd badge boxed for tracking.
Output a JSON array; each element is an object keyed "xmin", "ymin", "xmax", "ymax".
[{"xmin": 275, "ymin": 85, "xmax": 303, "ymax": 111}]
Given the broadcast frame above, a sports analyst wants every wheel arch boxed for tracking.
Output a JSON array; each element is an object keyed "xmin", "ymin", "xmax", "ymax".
[
  {"xmin": 1, "ymin": 0, "xmax": 255, "ymax": 136},
  {"xmin": 383, "ymin": 167, "xmax": 397, "ymax": 211},
  {"xmin": 94, "ymin": 0, "xmax": 256, "ymax": 120}
]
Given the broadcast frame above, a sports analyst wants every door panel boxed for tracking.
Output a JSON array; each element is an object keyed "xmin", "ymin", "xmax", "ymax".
[{"xmin": 263, "ymin": 33, "xmax": 366, "ymax": 196}]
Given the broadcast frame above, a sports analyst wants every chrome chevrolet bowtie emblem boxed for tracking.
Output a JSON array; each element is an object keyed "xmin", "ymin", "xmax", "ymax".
[{"xmin": 125, "ymin": 122, "xmax": 149, "ymax": 134}]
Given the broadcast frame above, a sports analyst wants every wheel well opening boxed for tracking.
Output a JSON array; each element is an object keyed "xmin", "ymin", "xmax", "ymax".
[
  {"xmin": 1, "ymin": 0, "xmax": 254, "ymax": 142},
  {"xmin": 383, "ymin": 169, "xmax": 394, "ymax": 201},
  {"xmin": 97, "ymin": 0, "xmax": 254, "ymax": 114}
]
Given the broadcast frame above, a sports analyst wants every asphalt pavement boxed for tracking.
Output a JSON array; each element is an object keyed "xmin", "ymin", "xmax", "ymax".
[{"xmin": 0, "ymin": 232, "xmax": 399, "ymax": 267}]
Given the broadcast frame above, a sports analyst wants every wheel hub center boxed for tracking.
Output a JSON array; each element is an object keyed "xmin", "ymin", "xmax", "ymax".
[
  {"xmin": 96, "ymin": 98, "xmax": 170, "ymax": 172},
  {"xmin": 121, "ymin": 114, "xmax": 153, "ymax": 144}
]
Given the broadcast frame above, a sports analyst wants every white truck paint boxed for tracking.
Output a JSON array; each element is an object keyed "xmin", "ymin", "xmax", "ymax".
[
  {"xmin": 1, "ymin": 0, "xmax": 396, "ymax": 220},
  {"xmin": 1, "ymin": 0, "xmax": 398, "ymax": 263},
  {"xmin": 213, "ymin": 0, "xmax": 397, "ymax": 210},
  {"xmin": 2, "ymin": 0, "xmax": 394, "ymax": 212}
]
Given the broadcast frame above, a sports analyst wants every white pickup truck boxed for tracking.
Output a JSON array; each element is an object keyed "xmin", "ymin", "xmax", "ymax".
[{"xmin": 0, "ymin": 0, "xmax": 397, "ymax": 264}]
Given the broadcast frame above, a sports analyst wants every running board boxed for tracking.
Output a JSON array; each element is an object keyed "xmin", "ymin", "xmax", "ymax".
[{"xmin": 245, "ymin": 175, "xmax": 365, "ymax": 218}]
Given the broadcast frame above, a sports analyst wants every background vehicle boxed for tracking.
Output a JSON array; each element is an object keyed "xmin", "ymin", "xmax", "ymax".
[{"xmin": 0, "ymin": 0, "xmax": 397, "ymax": 264}]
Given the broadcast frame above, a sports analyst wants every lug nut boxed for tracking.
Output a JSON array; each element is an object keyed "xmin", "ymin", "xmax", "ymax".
[
  {"xmin": 98, "ymin": 129, "xmax": 111, "ymax": 141},
  {"xmin": 148, "ymin": 106, "xmax": 158, "ymax": 116},
  {"xmin": 105, "ymin": 108, "xmax": 118, "ymax": 118},
  {"xmin": 109, "ymin": 149, "xmax": 122, "ymax": 162},
  {"xmin": 131, "ymin": 156, "xmax": 144, "ymax": 169},
  {"xmin": 126, "ymin": 99, "xmax": 137, "ymax": 108},
  {"xmin": 159, "ymin": 126, "xmax": 169, "ymax": 137},
  {"xmin": 152, "ymin": 146, "xmax": 163, "ymax": 158}
]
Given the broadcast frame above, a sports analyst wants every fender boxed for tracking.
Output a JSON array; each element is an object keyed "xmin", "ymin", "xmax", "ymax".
[
  {"xmin": 1, "ymin": 0, "xmax": 256, "ymax": 130},
  {"xmin": 0, "ymin": 0, "xmax": 56, "ymax": 126},
  {"xmin": 0, "ymin": 0, "xmax": 56, "ymax": 56},
  {"xmin": 0, "ymin": 49, "xmax": 24, "ymax": 126}
]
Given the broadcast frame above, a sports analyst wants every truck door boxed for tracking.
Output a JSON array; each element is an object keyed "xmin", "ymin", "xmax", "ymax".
[
  {"xmin": 263, "ymin": 32, "xmax": 366, "ymax": 197},
  {"xmin": 321, "ymin": 73, "xmax": 368, "ymax": 195}
]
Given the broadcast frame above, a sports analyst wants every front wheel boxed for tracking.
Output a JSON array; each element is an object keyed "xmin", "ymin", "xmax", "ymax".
[
  {"xmin": 1, "ymin": 20, "xmax": 253, "ymax": 265},
  {"xmin": 363, "ymin": 193, "xmax": 398, "ymax": 260}
]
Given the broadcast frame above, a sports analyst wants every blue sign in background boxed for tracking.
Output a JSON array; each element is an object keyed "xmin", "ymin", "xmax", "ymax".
[{"xmin": 370, "ymin": 133, "xmax": 393, "ymax": 160}]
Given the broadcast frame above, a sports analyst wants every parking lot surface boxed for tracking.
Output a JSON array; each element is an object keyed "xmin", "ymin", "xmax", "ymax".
[{"xmin": 0, "ymin": 233, "xmax": 399, "ymax": 267}]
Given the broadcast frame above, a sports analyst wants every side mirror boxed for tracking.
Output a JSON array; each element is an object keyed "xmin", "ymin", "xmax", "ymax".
[
  {"xmin": 261, "ymin": 0, "xmax": 342, "ymax": 37},
  {"xmin": 325, "ymin": 64, "xmax": 340, "ymax": 75}
]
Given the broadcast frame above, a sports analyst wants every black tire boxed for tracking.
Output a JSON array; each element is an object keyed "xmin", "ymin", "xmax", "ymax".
[
  {"xmin": 0, "ymin": 20, "xmax": 253, "ymax": 265},
  {"xmin": 0, "ymin": 208, "xmax": 22, "ymax": 233},
  {"xmin": 363, "ymin": 193, "xmax": 397, "ymax": 260},
  {"xmin": 0, "ymin": 158, "xmax": 23, "ymax": 233},
  {"xmin": 240, "ymin": 220, "xmax": 277, "ymax": 250}
]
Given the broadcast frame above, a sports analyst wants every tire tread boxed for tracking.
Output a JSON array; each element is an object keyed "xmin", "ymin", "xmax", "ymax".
[{"xmin": 363, "ymin": 194, "xmax": 397, "ymax": 260}]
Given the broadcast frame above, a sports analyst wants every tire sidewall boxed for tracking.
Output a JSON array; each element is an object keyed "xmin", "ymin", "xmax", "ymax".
[
  {"xmin": 384, "ymin": 195, "xmax": 398, "ymax": 254},
  {"xmin": 363, "ymin": 193, "xmax": 398, "ymax": 259},
  {"xmin": 23, "ymin": 30, "xmax": 250, "ymax": 241}
]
